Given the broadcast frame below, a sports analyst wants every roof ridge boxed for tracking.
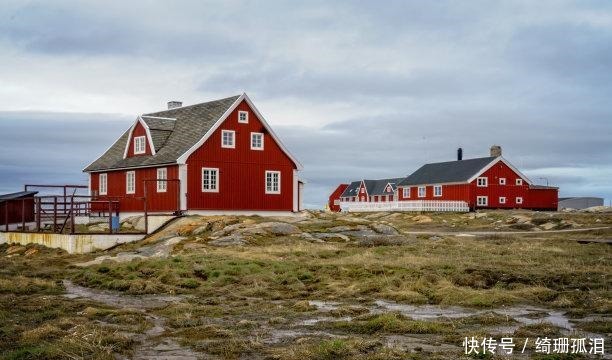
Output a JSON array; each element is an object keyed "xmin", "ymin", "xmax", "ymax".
[{"xmin": 144, "ymin": 94, "xmax": 241, "ymax": 116}]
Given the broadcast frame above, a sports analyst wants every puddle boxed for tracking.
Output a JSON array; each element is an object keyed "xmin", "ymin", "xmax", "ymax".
[
  {"xmin": 308, "ymin": 300, "xmax": 340, "ymax": 311},
  {"xmin": 265, "ymin": 329, "xmax": 341, "ymax": 344},
  {"xmin": 386, "ymin": 334, "xmax": 460, "ymax": 353},
  {"xmin": 374, "ymin": 300, "xmax": 479, "ymax": 320},
  {"xmin": 300, "ymin": 316, "xmax": 352, "ymax": 326},
  {"xmin": 63, "ymin": 280, "xmax": 185, "ymax": 309}
]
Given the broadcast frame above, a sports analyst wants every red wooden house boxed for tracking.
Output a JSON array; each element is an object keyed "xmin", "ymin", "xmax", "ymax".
[
  {"xmin": 84, "ymin": 93, "xmax": 303, "ymax": 216},
  {"xmin": 327, "ymin": 184, "xmax": 348, "ymax": 212}
]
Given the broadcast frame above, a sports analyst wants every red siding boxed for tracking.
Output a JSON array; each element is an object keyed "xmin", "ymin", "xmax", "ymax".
[
  {"xmin": 470, "ymin": 161, "xmax": 529, "ymax": 209},
  {"xmin": 527, "ymin": 188, "xmax": 558, "ymax": 210},
  {"xmin": 91, "ymin": 165, "xmax": 179, "ymax": 212},
  {"xmin": 328, "ymin": 184, "xmax": 348, "ymax": 212},
  {"xmin": 0, "ymin": 197, "xmax": 35, "ymax": 225},
  {"xmin": 185, "ymin": 100, "xmax": 297, "ymax": 211},
  {"xmin": 398, "ymin": 184, "xmax": 471, "ymax": 201},
  {"xmin": 126, "ymin": 121, "xmax": 153, "ymax": 157}
]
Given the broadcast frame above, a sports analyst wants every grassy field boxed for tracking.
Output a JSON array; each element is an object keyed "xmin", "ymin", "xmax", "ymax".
[{"xmin": 0, "ymin": 210, "xmax": 610, "ymax": 359}]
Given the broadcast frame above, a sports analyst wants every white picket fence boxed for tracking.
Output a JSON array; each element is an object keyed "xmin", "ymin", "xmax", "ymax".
[{"xmin": 339, "ymin": 200, "xmax": 469, "ymax": 212}]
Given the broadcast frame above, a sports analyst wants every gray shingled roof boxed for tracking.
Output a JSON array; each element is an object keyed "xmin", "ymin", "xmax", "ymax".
[
  {"xmin": 84, "ymin": 95, "xmax": 240, "ymax": 172},
  {"xmin": 364, "ymin": 178, "xmax": 405, "ymax": 196},
  {"xmin": 398, "ymin": 157, "xmax": 497, "ymax": 186},
  {"xmin": 0, "ymin": 191, "xmax": 38, "ymax": 202},
  {"xmin": 340, "ymin": 181, "xmax": 361, "ymax": 198}
]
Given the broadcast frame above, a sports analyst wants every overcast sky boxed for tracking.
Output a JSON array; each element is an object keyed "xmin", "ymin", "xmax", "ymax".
[{"xmin": 1, "ymin": 0, "xmax": 611, "ymax": 207}]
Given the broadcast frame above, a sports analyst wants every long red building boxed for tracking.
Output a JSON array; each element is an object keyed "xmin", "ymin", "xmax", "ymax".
[
  {"xmin": 84, "ymin": 93, "xmax": 303, "ymax": 215},
  {"xmin": 335, "ymin": 146, "xmax": 558, "ymax": 212}
]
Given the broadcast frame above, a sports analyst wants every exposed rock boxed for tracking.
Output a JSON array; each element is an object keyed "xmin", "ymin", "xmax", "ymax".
[
  {"xmin": 88, "ymin": 223, "xmax": 110, "ymax": 232},
  {"xmin": 328, "ymin": 225, "xmax": 368, "ymax": 233},
  {"xmin": 313, "ymin": 233, "xmax": 350, "ymax": 242},
  {"xmin": 474, "ymin": 212, "xmax": 488, "ymax": 219},
  {"xmin": 341, "ymin": 229, "xmax": 378, "ymax": 239},
  {"xmin": 76, "ymin": 236, "xmax": 187, "ymax": 266},
  {"xmin": 208, "ymin": 234, "xmax": 247, "ymax": 246},
  {"xmin": 256, "ymin": 222, "xmax": 301, "ymax": 235},
  {"xmin": 412, "ymin": 215, "xmax": 433, "ymax": 223},
  {"xmin": 24, "ymin": 247, "xmax": 39, "ymax": 256},
  {"xmin": 429, "ymin": 236, "xmax": 442, "ymax": 241},
  {"xmin": 540, "ymin": 222, "xmax": 557, "ymax": 230},
  {"xmin": 134, "ymin": 217, "xmax": 146, "ymax": 231},
  {"xmin": 298, "ymin": 233, "xmax": 324, "ymax": 243},
  {"xmin": 121, "ymin": 222, "xmax": 134, "ymax": 230},
  {"xmin": 192, "ymin": 222, "xmax": 211, "ymax": 235},
  {"xmin": 211, "ymin": 223, "xmax": 243, "ymax": 237},
  {"xmin": 6, "ymin": 245, "xmax": 26, "ymax": 255},
  {"xmin": 370, "ymin": 223, "xmax": 398, "ymax": 235},
  {"xmin": 506, "ymin": 215, "xmax": 532, "ymax": 224},
  {"xmin": 581, "ymin": 206, "xmax": 612, "ymax": 213},
  {"xmin": 595, "ymin": 218, "xmax": 602, "ymax": 223}
]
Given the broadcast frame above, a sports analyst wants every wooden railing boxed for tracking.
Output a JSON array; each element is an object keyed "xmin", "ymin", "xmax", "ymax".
[{"xmin": 339, "ymin": 200, "xmax": 470, "ymax": 212}]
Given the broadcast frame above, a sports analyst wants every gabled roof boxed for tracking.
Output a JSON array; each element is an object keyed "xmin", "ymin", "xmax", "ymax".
[
  {"xmin": 340, "ymin": 181, "xmax": 361, "ymax": 198},
  {"xmin": 0, "ymin": 191, "xmax": 38, "ymax": 203},
  {"xmin": 364, "ymin": 178, "xmax": 405, "ymax": 196},
  {"xmin": 84, "ymin": 93, "xmax": 302, "ymax": 172},
  {"xmin": 398, "ymin": 157, "xmax": 497, "ymax": 186}
]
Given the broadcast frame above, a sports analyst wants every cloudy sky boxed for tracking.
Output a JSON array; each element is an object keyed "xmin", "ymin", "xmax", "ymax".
[{"xmin": 0, "ymin": 0, "xmax": 611, "ymax": 207}]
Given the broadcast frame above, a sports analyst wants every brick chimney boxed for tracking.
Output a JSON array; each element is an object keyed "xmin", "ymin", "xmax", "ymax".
[
  {"xmin": 167, "ymin": 101, "xmax": 182, "ymax": 109},
  {"xmin": 490, "ymin": 145, "xmax": 502, "ymax": 157}
]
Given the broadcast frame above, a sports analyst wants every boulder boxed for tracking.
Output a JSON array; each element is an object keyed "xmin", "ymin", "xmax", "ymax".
[
  {"xmin": 134, "ymin": 217, "xmax": 146, "ymax": 231},
  {"xmin": 412, "ymin": 215, "xmax": 433, "ymax": 223},
  {"xmin": 540, "ymin": 222, "xmax": 557, "ymax": 230},
  {"xmin": 192, "ymin": 222, "xmax": 211, "ymax": 235},
  {"xmin": 370, "ymin": 223, "xmax": 398, "ymax": 235},
  {"xmin": 208, "ymin": 234, "xmax": 247, "ymax": 247}
]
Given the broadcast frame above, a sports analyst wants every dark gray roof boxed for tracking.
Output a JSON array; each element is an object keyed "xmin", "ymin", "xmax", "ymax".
[
  {"xmin": 84, "ymin": 95, "xmax": 240, "ymax": 172},
  {"xmin": 0, "ymin": 191, "xmax": 38, "ymax": 202},
  {"xmin": 398, "ymin": 156, "xmax": 496, "ymax": 186},
  {"xmin": 364, "ymin": 178, "xmax": 405, "ymax": 196},
  {"xmin": 340, "ymin": 181, "xmax": 361, "ymax": 198}
]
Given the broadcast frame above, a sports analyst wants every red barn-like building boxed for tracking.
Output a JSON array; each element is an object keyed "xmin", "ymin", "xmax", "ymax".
[
  {"xmin": 337, "ymin": 146, "xmax": 558, "ymax": 212},
  {"xmin": 84, "ymin": 94, "xmax": 303, "ymax": 216},
  {"xmin": 328, "ymin": 184, "xmax": 348, "ymax": 212}
]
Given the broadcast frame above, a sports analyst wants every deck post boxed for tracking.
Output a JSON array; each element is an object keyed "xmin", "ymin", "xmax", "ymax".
[
  {"xmin": 36, "ymin": 197, "xmax": 41, "ymax": 232},
  {"xmin": 21, "ymin": 198, "xmax": 25, "ymax": 231},
  {"xmin": 108, "ymin": 200, "xmax": 113, "ymax": 234},
  {"xmin": 70, "ymin": 197, "xmax": 75, "ymax": 234},
  {"xmin": 4, "ymin": 202, "xmax": 8, "ymax": 231},
  {"xmin": 53, "ymin": 197, "xmax": 57, "ymax": 232}
]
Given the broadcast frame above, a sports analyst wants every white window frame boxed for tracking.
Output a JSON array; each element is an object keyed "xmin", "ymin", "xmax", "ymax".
[
  {"xmin": 516, "ymin": 178, "xmax": 523, "ymax": 186},
  {"xmin": 126, "ymin": 171, "xmax": 135, "ymax": 194},
  {"xmin": 433, "ymin": 185, "xmax": 442, "ymax": 197},
  {"xmin": 250, "ymin": 132, "xmax": 264, "ymax": 150},
  {"xmin": 477, "ymin": 196, "xmax": 488, "ymax": 206},
  {"xmin": 516, "ymin": 197, "xmax": 523, "ymax": 204},
  {"xmin": 99, "ymin": 173, "xmax": 107, "ymax": 195},
  {"xmin": 402, "ymin": 187, "xmax": 410, "ymax": 198},
  {"xmin": 221, "ymin": 130, "xmax": 235, "ymax": 149},
  {"xmin": 265, "ymin": 170, "xmax": 281, "ymax": 194},
  {"xmin": 477, "ymin": 177, "xmax": 488, "ymax": 187},
  {"xmin": 157, "ymin": 167, "xmax": 167, "ymax": 193},
  {"xmin": 201, "ymin": 167, "xmax": 219, "ymax": 192},
  {"xmin": 418, "ymin": 186, "xmax": 426, "ymax": 198},
  {"xmin": 238, "ymin": 110, "xmax": 249, "ymax": 124},
  {"xmin": 134, "ymin": 136, "xmax": 146, "ymax": 155},
  {"xmin": 499, "ymin": 196, "xmax": 506, "ymax": 204},
  {"xmin": 499, "ymin": 178, "xmax": 506, "ymax": 185}
]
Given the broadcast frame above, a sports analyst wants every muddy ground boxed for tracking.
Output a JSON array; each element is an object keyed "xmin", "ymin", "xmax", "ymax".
[{"xmin": 1, "ymin": 210, "xmax": 610, "ymax": 359}]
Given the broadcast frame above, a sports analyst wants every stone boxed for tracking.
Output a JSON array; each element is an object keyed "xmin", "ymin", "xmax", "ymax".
[
  {"xmin": 256, "ymin": 222, "xmax": 300, "ymax": 235},
  {"xmin": 506, "ymin": 215, "xmax": 532, "ymax": 224},
  {"xmin": 6, "ymin": 245, "xmax": 26, "ymax": 255},
  {"xmin": 540, "ymin": 222, "xmax": 557, "ymax": 230},
  {"xmin": 474, "ymin": 212, "xmax": 488, "ymax": 219},
  {"xmin": 328, "ymin": 225, "xmax": 367, "ymax": 233},
  {"xmin": 192, "ymin": 223, "xmax": 211, "ymax": 235},
  {"xmin": 134, "ymin": 216, "xmax": 146, "ymax": 231},
  {"xmin": 24, "ymin": 247, "xmax": 39, "ymax": 256},
  {"xmin": 370, "ymin": 223, "xmax": 398, "ymax": 235},
  {"xmin": 208, "ymin": 234, "xmax": 247, "ymax": 246},
  {"xmin": 121, "ymin": 222, "xmax": 134, "ymax": 230},
  {"xmin": 429, "ymin": 236, "xmax": 442, "ymax": 241},
  {"xmin": 313, "ymin": 233, "xmax": 351, "ymax": 242},
  {"xmin": 412, "ymin": 215, "xmax": 433, "ymax": 223},
  {"xmin": 298, "ymin": 233, "xmax": 324, "ymax": 243}
]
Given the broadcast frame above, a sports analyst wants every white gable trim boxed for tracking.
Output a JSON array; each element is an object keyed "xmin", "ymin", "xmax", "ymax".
[
  {"xmin": 83, "ymin": 124, "xmax": 134, "ymax": 172},
  {"xmin": 123, "ymin": 116, "xmax": 156, "ymax": 158},
  {"xmin": 359, "ymin": 180, "xmax": 369, "ymax": 197},
  {"xmin": 467, "ymin": 157, "xmax": 532, "ymax": 185},
  {"xmin": 176, "ymin": 93, "xmax": 303, "ymax": 170}
]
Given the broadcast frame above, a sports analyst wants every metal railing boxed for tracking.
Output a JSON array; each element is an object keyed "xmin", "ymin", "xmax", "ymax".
[{"xmin": 340, "ymin": 200, "xmax": 470, "ymax": 212}]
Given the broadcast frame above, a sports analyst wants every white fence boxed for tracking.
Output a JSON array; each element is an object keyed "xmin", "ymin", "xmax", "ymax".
[{"xmin": 339, "ymin": 200, "xmax": 469, "ymax": 212}]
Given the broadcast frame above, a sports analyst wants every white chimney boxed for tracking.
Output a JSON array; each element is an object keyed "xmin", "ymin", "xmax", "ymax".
[
  {"xmin": 490, "ymin": 145, "xmax": 502, "ymax": 157},
  {"xmin": 167, "ymin": 101, "xmax": 182, "ymax": 109}
]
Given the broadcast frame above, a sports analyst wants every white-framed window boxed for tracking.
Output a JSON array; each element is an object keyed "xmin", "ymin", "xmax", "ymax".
[
  {"xmin": 516, "ymin": 178, "xmax": 523, "ymax": 186},
  {"xmin": 126, "ymin": 171, "xmax": 135, "ymax": 194},
  {"xmin": 434, "ymin": 185, "xmax": 442, "ymax": 197},
  {"xmin": 238, "ymin": 111, "xmax": 249, "ymax": 123},
  {"xmin": 360, "ymin": 187, "xmax": 365, "ymax": 194},
  {"xmin": 201, "ymin": 168, "xmax": 219, "ymax": 192},
  {"xmin": 99, "ymin": 173, "xmax": 107, "ymax": 195},
  {"xmin": 402, "ymin": 187, "xmax": 410, "ymax": 198},
  {"xmin": 516, "ymin": 197, "xmax": 523, "ymax": 204},
  {"xmin": 265, "ymin": 171, "xmax": 281, "ymax": 194},
  {"xmin": 157, "ymin": 167, "xmax": 167, "ymax": 192},
  {"xmin": 251, "ymin": 132, "xmax": 264, "ymax": 150},
  {"xmin": 499, "ymin": 196, "xmax": 506, "ymax": 204},
  {"xmin": 477, "ymin": 196, "xmax": 488, "ymax": 206},
  {"xmin": 418, "ymin": 186, "xmax": 426, "ymax": 198},
  {"xmin": 221, "ymin": 130, "xmax": 235, "ymax": 148},
  {"xmin": 477, "ymin": 177, "xmax": 488, "ymax": 187},
  {"xmin": 499, "ymin": 178, "xmax": 506, "ymax": 185},
  {"xmin": 134, "ymin": 136, "xmax": 146, "ymax": 154}
]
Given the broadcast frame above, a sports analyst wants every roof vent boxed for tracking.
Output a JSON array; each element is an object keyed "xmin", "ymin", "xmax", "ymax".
[
  {"xmin": 167, "ymin": 101, "xmax": 182, "ymax": 109},
  {"xmin": 490, "ymin": 145, "xmax": 502, "ymax": 157}
]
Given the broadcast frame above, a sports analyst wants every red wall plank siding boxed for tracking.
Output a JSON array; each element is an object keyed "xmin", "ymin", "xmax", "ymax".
[
  {"xmin": 328, "ymin": 184, "xmax": 348, "ymax": 212},
  {"xmin": 126, "ymin": 121, "xmax": 153, "ymax": 157},
  {"xmin": 469, "ymin": 161, "xmax": 529, "ymax": 209},
  {"xmin": 185, "ymin": 100, "xmax": 296, "ymax": 211},
  {"xmin": 397, "ymin": 184, "xmax": 471, "ymax": 202},
  {"xmin": 527, "ymin": 188, "xmax": 558, "ymax": 210},
  {"xmin": 91, "ymin": 165, "xmax": 179, "ymax": 212},
  {"xmin": 0, "ymin": 198, "xmax": 35, "ymax": 225}
]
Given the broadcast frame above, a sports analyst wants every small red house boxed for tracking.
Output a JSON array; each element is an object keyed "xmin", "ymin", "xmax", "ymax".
[
  {"xmin": 328, "ymin": 184, "xmax": 348, "ymax": 212},
  {"xmin": 84, "ymin": 93, "xmax": 303, "ymax": 215},
  {"xmin": 0, "ymin": 191, "xmax": 38, "ymax": 227}
]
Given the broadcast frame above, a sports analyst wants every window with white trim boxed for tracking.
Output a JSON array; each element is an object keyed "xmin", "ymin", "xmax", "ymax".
[
  {"xmin": 434, "ymin": 185, "xmax": 442, "ymax": 197},
  {"xmin": 418, "ymin": 186, "xmax": 426, "ymax": 198},
  {"xmin": 157, "ymin": 167, "xmax": 167, "ymax": 192},
  {"xmin": 516, "ymin": 197, "xmax": 523, "ymax": 204},
  {"xmin": 126, "ymin": 171, "xmax": 135, "ymax": 194},
  {"xmin": 251, "ymin": 132, "xmax": 264, "ymax": 150},
  {"xmin": 201, "ymin": 168, "xmax": 219, "ymax": 192},
  {"xmin": 265, "ymin": 171, "xmax": 281, "ymax": 194},
  {"xmin": 516, "ymin": 178, "xmax": 523, "ymax": 186},
  {"xmin": 477, "ymin": 177, "xmax": 488, "ymax": 187},
  {"xmin": 499, "ymin": 178, "xmax": 506, "ymax": 185},
  {"xmin": 221, "ymin": 130, "xmax": 235, "ymax": 148},
  {"xmin": 99, "ymin": 173, "xmax": 107, "ymax": 195},
  {"xmin": 360, "ymin": 187, "xmax": 365, "ymax": 194},
  {"xmin": 134, "ymin": 136, "xmax": 146, "ymax": 154},
  {"xmin": 477, "ymin": 196, "xmax": 488, "ymax": 206},
  {"xmin": 238, "ymin": 111, "xmax": 249, "ymax": 123},
  {"xmin": 402, "ymin": 187, "xmax": 410, "ymax": 198},
  {"xmin": 499, "ymin": 196, "xmax": 506, "ymax": 204}
]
